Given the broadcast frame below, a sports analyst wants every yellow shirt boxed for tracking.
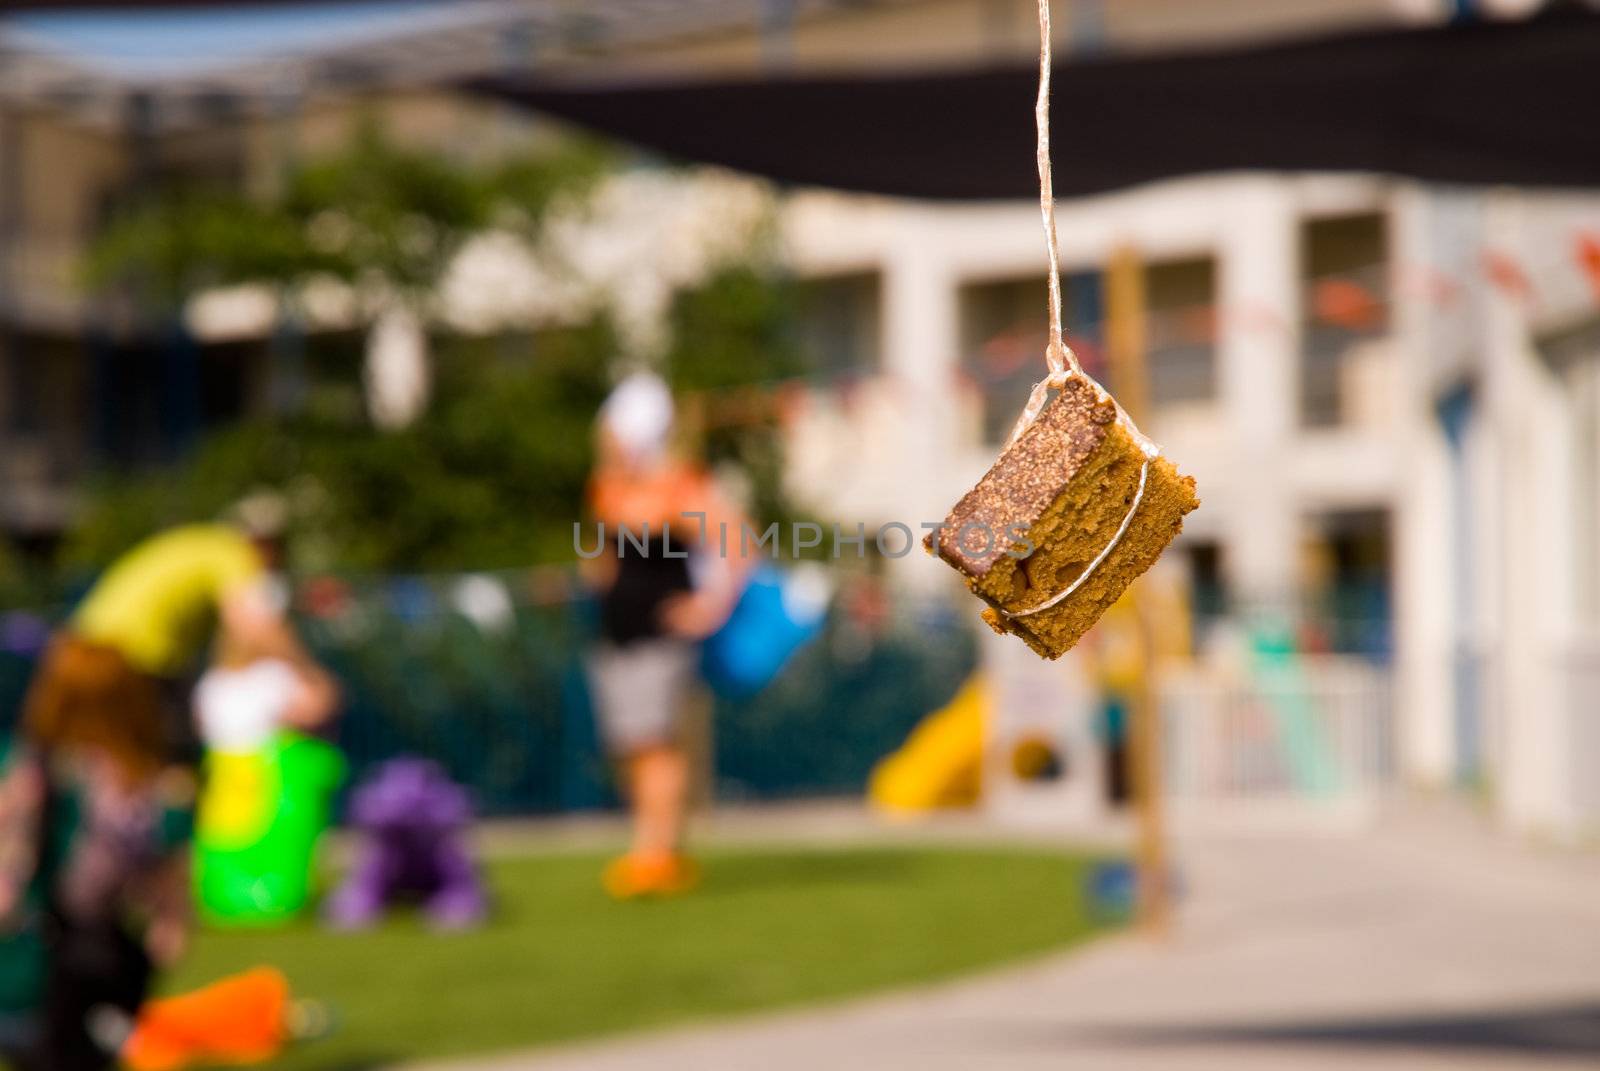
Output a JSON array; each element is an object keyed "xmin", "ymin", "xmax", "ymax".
[{"xmin": 73, "ymin": 525, "xmax": 265, "ymax": 676}]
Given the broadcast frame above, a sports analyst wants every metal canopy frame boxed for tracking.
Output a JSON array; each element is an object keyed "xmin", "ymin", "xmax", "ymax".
[{"xmin": 0, "ymin": 0, "xmax": 882, "ymax": 129}]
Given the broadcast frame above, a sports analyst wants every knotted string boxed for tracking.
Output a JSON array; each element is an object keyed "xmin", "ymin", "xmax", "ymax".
[{"xmin": 1007, "ymin": 0, "xmax": 1080, "ymax": 449}]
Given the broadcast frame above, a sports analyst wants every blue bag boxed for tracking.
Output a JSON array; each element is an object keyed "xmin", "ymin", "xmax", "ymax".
[{"xmin": 701, "ymin": 565, "xmax": 830, "ymax": 698}]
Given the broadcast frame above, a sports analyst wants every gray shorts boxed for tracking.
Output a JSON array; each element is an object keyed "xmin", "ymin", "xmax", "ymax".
[{"xmin": 587, "ymin": 640, "xmax": 697, "ymax": 755}]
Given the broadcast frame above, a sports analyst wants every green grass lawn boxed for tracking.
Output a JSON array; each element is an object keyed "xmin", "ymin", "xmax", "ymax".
[{"xmin": 168, "ymin": 844, "xmax": 1112, "ymax": 1070}]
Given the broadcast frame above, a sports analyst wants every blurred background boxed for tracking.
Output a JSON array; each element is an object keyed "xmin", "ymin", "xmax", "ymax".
[{"xmin": 0, "ymin": 1, "xmax": 1597, "ymax": 1069}]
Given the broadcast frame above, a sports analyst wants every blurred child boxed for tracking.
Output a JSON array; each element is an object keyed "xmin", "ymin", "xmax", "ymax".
[
  {"xmin": 67, "ymin": 516, "xmax": 304, "ymax": 764},
  {"xmin": 1, "ymin": 513, "xmax": 336, "ymax": 1069},
  {"xmin": 583, "ymin": 372, "xmax": 749, "ymax": 898},
  {"xmin": 195, "ymin": 647, "xmax": 338, "ymax": 755},
  {"xmin": 191, "ymin": 645, "xmax": 341, "ymax": 925},
  {"xmin": 0, "ymin": 638, "xmax": 194, "ymax": 1071}
]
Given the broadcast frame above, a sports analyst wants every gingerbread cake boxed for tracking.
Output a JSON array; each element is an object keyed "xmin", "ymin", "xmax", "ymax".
[{"xmin": 927, "ymin": 375, "xmax": 1198, "ymax": 659}]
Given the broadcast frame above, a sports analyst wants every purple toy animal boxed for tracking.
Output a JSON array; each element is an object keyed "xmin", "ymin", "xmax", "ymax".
[{"xmin": 324, "ymin": 758, "xmax": 487, "ymax": 930}]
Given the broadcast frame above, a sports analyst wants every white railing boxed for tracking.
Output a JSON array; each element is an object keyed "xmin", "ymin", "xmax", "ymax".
[{"xmin": 1159, "ymin": 657, "xmax": 1392, "ymax": 827}]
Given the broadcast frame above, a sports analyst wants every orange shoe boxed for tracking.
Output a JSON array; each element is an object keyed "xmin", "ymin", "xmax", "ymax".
[{"xmin": 602, "ymin": 853, "xmax": 701, "ymax": 900}]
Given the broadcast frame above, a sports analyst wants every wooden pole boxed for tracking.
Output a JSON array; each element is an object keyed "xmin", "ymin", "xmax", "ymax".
[
  {"xmin": 1105, "ymin": 245, "xmax": 1150, "ymax": 422},
  {"xmin": 1105, "ymin": 243, "xmax": 1171, "ymax": 937}
]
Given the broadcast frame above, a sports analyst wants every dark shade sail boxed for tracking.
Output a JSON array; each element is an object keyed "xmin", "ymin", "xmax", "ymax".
[
  {"xmin": 474, "ymin": 10, "xmax": 1600, "ymax": 200},
  {"xmin": 3, "ymin": 1, "xmax": 467, "ymax": 7}
]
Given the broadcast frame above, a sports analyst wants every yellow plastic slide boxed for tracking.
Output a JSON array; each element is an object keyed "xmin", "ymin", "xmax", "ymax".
[{"xmin": 869, "ymin": 674, "xmax": 988, "ymax": 814}]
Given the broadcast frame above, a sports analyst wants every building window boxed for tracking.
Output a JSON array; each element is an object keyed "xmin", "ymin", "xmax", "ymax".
[
  {"xmin": 1301, "ymin": 213, "xmax": 1389, "ymax": 428},
  {"xmin": 1147, "ymin": 257, "xmax": 1217, "ymax": 408},
  {"xmin": 4, "ymin": 338, "xmax": 42, "ymax": 438},
  {"xmin": 794, "ymin": 272, "xmax": 881, "ymax": 382},
  {"xmin": 1302, "ymin": 507, "xmax": 1393, "ymax": 659},
  {"xmin": 960, "ymin": 259, "xmax": 1214, "ymax": 443},
  {"xmin": 959, "ymin": 272, "xmax": 1102, "ymax": 445},
  {"xmin": 9, "ymin": 334, "xmax": 88, "ymax": 464},
  {"xmin": 1186, "ymin": 539, "xmax": 1226, "ymax": 615}
]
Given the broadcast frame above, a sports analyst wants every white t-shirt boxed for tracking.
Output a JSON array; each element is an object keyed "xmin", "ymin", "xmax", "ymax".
[{"xmin": 195, "ymin": 658, "xmax": 299, "ymax": 752}]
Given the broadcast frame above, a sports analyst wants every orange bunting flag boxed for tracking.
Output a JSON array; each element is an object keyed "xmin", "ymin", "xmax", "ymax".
[
  {"xmin": 1576, "ymin": 233, "xmax": 1600, "ymax": 304},
  {"xmin": 1312, "ymin": 278, "xmax": 1382, "ymax": 331},
  {"xmin": 1406, "ymin": 264, "xmax": 1462, "ymax": 308},
  {"xmin": 1482, "ymin": 249, "xmax": 1531, "ymax": 302}
]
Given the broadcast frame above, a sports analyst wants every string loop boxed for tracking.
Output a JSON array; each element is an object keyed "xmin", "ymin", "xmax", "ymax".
[{"xmin": 1001, "ymin": 455, "xmax": 1151, "ymax": 619}]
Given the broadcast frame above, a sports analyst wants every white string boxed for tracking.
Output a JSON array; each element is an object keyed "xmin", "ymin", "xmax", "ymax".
[
  {"xmin": 991, "ymin": 1, "xmax": 1160, "ymax": 621},
  {"xmin": 1035, "ymin": 0, "xmax": 1078, "ymax": 383}
]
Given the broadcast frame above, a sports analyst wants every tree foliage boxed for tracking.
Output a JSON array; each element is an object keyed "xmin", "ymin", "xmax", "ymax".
[
  {"xmin": 61, "ymin": 260, "xmax": 820, "ymax": 575},
  {"xmin": 663, "ymin": 263, "xmax": 808, "ymax": 531},
  {"xmin": 66, "ymin": 128, "xmax": 814, "ymax": 576},
  {"xmin": 84, "ymin": 122, "xmax": 610, "ymax": 311},
  {"xmin": 63, "ymin": 319, "xmax": 618, "ymax": 574}
]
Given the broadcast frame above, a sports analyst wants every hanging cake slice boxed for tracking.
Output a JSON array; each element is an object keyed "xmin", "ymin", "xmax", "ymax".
[{"xmin": 927, "ymin": 375, "xmax": 1198, "ymax": 659}]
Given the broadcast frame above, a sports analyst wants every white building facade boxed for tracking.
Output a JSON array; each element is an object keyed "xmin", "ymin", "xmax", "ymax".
[
  {"xmin": 1396, "ymin": 188, "xmax": 1600, "ymax": 841},
  {"xmin": 775, "ymin": 173, "xmax": 1600, "ymax": 841}
]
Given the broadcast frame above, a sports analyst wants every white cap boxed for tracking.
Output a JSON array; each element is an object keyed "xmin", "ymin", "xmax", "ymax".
[
  {"xmin": 599, "ymin": 371, "xmax": 674, "ymax": 462},
  {"xmin": 227, "ymin": 488, "xmax": 289, "ymax": 540}
]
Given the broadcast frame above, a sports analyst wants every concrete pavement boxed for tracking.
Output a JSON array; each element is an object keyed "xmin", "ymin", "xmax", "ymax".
[{"xmin": 422, "ymin": 801, "xmax": 1600, "ymax": 1071}]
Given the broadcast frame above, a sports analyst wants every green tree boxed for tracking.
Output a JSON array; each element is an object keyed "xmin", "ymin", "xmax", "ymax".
[
  {"xmin": 662, "ymin": 264, "xmax": 809, "ymax": 532},
  {"xmin": 63, "ymin": 319, "xmax": 618, "ymax": 574},
  {"xmin": 86, "ymin": 122, "xmax": 608, "ymax": 311},
  {"xmin": 69, "ymin": 133, "xmax": 821, "ymax": 575}
]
